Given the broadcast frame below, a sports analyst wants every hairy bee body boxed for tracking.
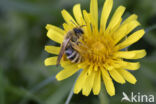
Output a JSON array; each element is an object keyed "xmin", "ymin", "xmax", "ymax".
[
  {"xmin": 65, "ymin": 46, "xmax": 82, "ymax": 63},
  {"xmin": 56, "ymin": 27, "xmax": 84, "ymax": 65}
]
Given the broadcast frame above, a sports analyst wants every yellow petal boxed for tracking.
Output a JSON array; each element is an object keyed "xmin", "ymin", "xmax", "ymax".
[
  {"xmin": 106, "ymin": 6, "xmax": 125, "ymax": 32},
  {"xmin": 101, "ymin": 69, "xmax": 115, "ymax": 96},
  {"xmin": 46, "ymin": 24, "xmax": 65, "ymax": 35},
  {"xmin": 45, "ymin": 46, "xmax": 60, "ymax": 55},
  {"xmin": 74, "ymin": 69, "xmax": 88, "ymax": 94},
  {"xmin": 63, "ymin": 23, "xmax": 71, "ymax": 32},
  {"xmin": 56, "ymin": 67, "xmax": 80, "ymax": 81},
  {"xmin": 61, "ymin": 9, "xmax": 77, "ymax": 27},
  {"xmin": 44, "ymin": 57, "xmax": 57, "ymax": 66},
  {"xmin": 101, "ymin": 67, "xmax": 111, "ymax": 79},
  {"xmin": 93, "ymin": 71, "xmax": 101, "ymax": 95},
  {"xmin": 90, "ymin": 0, "xmax": 98, "ymax": 29},
  {"xmin": 93, "ymin": 65, "xmax": 98, "ymax": 71},
  {"xmin": 114, "ymin": 20, "xmax": 140, "ymax": 44},
  {"xmin": 73, "ymin": 4, "xmax": 85, "ymax": 25},
  {"xmin": 100, "ymin": 0, "xmax": 113, "ymax": 33},
  {"xmin": 122, "ymin": 14, "xmax": 138, "ymax": 25},
  {"xmin": 78, "ymin": 62, "xmax": 89, "ymax": 69},
  {"xmin": 104, "ymin": 64, "xmax": 114, "ymax": 71},
  {"xmin": 82, "ymin": 71, "xmax": 95, "ymax": 96},
  {"xmin": 47, "ymin": 29, "xmax": 63, "ymax": 43},
  {"xmin": 61, "ymin": 61, "xmax": 79, "ymax": 73},
  {"xmin": 114, "ymin": 50, "xmax": 146, "ymax": 59},
  {"xmin": 116, "ymin": 29, "xmax": 145, "ymax": 50},
  {"xmin": 120, "ymin": 61, "xmax": 140, "ymax": 70},
  {"xmin": 87, "ymin": 65, "xmax": 94, "ymax": 75},
  {"xmin": 83, "ymin": 10, "xmax": 92, "ymax": 36},
  {"xmin": 118, "ymin": 69, "xmax": 137, "ymax": 84},
  {"xmin": 110, "ymin": 18, "xmax": 122, "ymax": 33},
  {"xmin": 109, "ymin": 69, "xmax": 125, "ymax": 84}
]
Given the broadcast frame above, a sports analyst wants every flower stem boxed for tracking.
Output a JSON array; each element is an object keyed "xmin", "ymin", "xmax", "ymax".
[
  {"xmin": 30, "ymin": 75, "xmax": 55, "ymax": 93},
  {"xmin": 65, "ymin": 71, "xmax": 81, "ymax": 104},
  {"xmin": 65, "ymin": 83, "xmax": 74, "ymax": 104},
  {"xmin": 99, "ymin": 84, "xmax": 109, "ymax": 104}
]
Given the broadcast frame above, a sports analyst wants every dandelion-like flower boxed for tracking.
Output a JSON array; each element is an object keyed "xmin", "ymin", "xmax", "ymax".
[{"xmin": 44, "ymin": 0, "xmax": 146, "ymax": 96}]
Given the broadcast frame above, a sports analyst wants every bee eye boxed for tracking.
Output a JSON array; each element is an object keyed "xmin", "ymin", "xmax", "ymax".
[{"xmin": 74, "ymin": 28, "xmax": 84, "ymax": 35}]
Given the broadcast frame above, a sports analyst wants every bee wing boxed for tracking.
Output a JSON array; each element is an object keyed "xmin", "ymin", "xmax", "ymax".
[{"xmin": 56, "ymin": 37, "xmax": 71, "ymax": 66}]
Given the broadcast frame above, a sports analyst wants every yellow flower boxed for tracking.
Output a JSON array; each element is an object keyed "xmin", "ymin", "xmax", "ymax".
[{"xmin": 44, "ymin": 0, "xmax": 146, "ymax": 96}]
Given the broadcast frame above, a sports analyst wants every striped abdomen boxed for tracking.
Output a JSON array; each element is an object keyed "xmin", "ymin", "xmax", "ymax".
[{"xmin": 65, "ymin": 47, "xmax": 82, "ymax": 63}]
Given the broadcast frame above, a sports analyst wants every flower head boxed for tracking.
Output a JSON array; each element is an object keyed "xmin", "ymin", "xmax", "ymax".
[{"xmin": 45, "ymin": 0, "xmax": 146, "ymax": 96}]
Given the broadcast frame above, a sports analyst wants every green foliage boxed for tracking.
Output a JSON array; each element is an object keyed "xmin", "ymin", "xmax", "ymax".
[
  {"xmin": 0, "ymin": 68, "xmax": 5, "ymax": 104},
  {"xmin": 0, "ymin": 0, "xmax": 156, "ymax": 104}
]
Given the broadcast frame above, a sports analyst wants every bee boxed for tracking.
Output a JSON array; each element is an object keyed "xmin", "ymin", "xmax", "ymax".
[{"xmin": 56, "ymin": 26, "xmax": 85, "ymax": 66}]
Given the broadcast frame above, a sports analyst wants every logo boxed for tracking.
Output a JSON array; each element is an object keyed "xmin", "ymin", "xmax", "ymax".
[{"xmin": 121, "ymin": 92, "xmax": 155, "ymax": 103}]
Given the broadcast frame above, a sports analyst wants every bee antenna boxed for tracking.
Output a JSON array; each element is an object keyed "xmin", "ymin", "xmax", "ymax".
[
  {"xmin": 70, "ymin": 20, "xmax": 79, "ymax": 27},
  {"xmin": 80, "ymin": 25, "xmax": 86, "ymax": 27}
]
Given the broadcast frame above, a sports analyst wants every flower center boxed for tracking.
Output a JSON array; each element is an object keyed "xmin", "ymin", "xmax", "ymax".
[
  {"xmin": 79, "ymin": 35, "xmax": 116, "ymax": 66},
  {"xmin": 91, "ymin": 41, "xmax": 105, "ymax": 52}
]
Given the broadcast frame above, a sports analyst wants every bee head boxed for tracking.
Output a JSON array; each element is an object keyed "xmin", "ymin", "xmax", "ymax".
[{"xmin": 73, "ymin": 28, "xmax": 84, "ymax": 36}]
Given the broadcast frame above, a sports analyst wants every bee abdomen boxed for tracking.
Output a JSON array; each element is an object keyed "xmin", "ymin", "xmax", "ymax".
[
  {"xmin": 67, "ymin": 51, "xmax": 76, "ymax": 59},
  {"xmin": 65, "ymin": 48, "xmax": 82, "ymax": 63},
  {"xmin": 71, "ymin": 53, "xmax": 80, "ymax": 63}
]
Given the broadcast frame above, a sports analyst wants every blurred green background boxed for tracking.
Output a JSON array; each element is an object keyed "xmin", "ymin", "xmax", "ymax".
[{"xmin": 0, "ymin": 0, "xmax": 156, "ymax": 104}]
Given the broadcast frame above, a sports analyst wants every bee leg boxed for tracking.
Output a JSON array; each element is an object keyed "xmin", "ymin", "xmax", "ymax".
[
  {"xmin": 70, "ymin": 41, "xmax": 78, "ymax": 47},
  {"xmin": 70, "ymin": 42, "xmax": 81, "ymax": 51},
  {"xmin": 76, "ymin": 41, "xmax": 83, "ymax": 45}
]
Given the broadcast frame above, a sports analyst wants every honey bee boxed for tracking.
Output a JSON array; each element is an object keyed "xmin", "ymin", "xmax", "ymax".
[{"xmin": 56, "ymin": 26, "xmax": 85, "ymax": 66}]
